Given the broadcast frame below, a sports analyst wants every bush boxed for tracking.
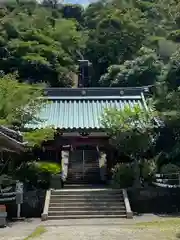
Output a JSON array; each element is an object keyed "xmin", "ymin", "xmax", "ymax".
[
  {"xmin": 141, "ymin": 159, "xmax": 157, "ymax": 182},
  {"xmin": 111, "ymin": 163, "xmax": 134, "ymax": 188},
  {"xmin": 33, "ymin": 162, "xmax": 61, "ymax": 174},
  {"xmin": 15, "ymin": 161, "xmax": 62, "ymax": 189}
]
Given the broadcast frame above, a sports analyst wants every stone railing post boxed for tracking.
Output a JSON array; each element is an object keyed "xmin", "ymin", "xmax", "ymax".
[
  {"xmin": 61, "ymin": 149, "xmax": 70, "ymax": 181},
  {"xmin": 98, "ymin": 151, "xmax": 107, "ymax": 182}
]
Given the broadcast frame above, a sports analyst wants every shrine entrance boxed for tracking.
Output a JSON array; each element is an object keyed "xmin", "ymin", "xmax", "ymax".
[{"xmin": 67, "ymin": 147, "xmax": 101, "ymax": 183}]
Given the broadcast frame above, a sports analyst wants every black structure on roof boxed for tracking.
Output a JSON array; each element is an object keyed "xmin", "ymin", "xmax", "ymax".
[{"xmin": 45, "ymin": 87, "xmax": 150, "ymax": 98}]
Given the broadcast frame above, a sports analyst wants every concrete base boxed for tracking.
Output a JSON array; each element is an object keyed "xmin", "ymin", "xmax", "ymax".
[
  {"xmin": 0, "ymin": 212, "xmax": 7, "ymax": 227},
  {"xmin": 41, "ymin": 189, "xmax": 51, "ymax": 221},
  {"xmin": 41, "ymin": 213, "xmax": 48, "ymax": 221}
]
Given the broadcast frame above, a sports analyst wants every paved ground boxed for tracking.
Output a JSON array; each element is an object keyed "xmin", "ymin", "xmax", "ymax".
[
  {"xmin": 0, "ymin": 219, "xmax": 41, "ymax": 240},
  {"xmin": 0, "ymin": 215, "xmax": 179, "ymax": 240}
]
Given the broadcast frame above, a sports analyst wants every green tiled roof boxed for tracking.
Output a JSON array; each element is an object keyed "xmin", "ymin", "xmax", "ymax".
[{"xmin": 26, "ymin": 87, "xmax": 149, "ymax": 130}]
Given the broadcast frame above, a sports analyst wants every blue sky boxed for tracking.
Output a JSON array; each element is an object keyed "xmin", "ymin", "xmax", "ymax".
[{"xmin": 64, "ymin": 0, "xmax": 93, "ymax": 6}]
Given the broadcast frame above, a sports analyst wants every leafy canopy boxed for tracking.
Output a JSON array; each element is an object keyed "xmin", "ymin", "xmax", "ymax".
[
  {"xmin": 101, "ymin": 104, "xmax": 158, "ymax": 159},
  {"xmin": 0, "ymin": 73, "xmax": 44, "ymax": 127}
]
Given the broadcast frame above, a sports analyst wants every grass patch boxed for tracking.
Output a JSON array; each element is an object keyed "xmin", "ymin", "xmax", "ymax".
[
  {"xmin": 24, "ymin": 226, "xmax": 46, "ymax": 240},
  {"xmin": 135, "ymin": 218, "xmax": 180, "ymax": 239},
  {"xmin": 135, "ymin": 218, "xmax": 180, "ymax": 228}
]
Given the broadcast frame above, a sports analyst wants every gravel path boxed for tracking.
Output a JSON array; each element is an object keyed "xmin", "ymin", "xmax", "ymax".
[
  {"xmin": 38, "ymin": 225, "xmax": 162, "ymax": 240},
  {"xmin": 0, "ymin": 219, "xmax": 41, "ymax": 240},
  {"xmin": 39, "ymin": 217, "xmax": 167, "ymax": 240},
  {"xmin": 0, "ymin": 215, "xmax": 175, "ymax": 240}
]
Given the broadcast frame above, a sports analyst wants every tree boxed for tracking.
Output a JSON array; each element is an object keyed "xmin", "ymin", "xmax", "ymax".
[
  {"xmin": 0, "ymin": 73, "xmax": 56, "ymax": 147},
  {"xmin": 84, "ymin": 2, "xmax": 146, "ymax": 86},
  {"xmin": 153, "ymin": 49, "xmax": 180, "ymax": 161},
  {"xmin": 23, "ymin": 128, "xmax": 55, "ymax": 147},
  {"xmin": 0, "ymin": 73, "xmax": 45, "ymax": 127},
  {"xmin": 100, "ymin": 47, "xmax": 163, "ymax": 87},
  {"xmin": 101, "ymin": 104, "xmax": 158, "ymax": 187},
  {"xmin": 0, "ymin": 2, "xmax": 86, "ymax": 87}
]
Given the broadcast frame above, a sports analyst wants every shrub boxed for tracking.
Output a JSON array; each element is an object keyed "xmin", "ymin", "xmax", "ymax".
[
  {"xmin": 141, "ymin": 159, "xmax": 157, "ymax": 182},
  {"xmin": 15, "ymin": 161, "xmax": 62, "ymax": 189},
  {"xmin": 111, "ymin": 163, "xmax": 134, "ymax": 188},
  {"xmin": 33, "ymin": 162, "xmax": 61, "ymax": 174}
]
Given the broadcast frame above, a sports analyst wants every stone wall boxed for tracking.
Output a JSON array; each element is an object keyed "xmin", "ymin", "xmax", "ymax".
[
  {"xmin": 6, "ymin": 189, "xmax": 46, "ymax": 219},
  {"xmin": 128, "ymin": 187, "xmax": 180, "ymax": 215}
]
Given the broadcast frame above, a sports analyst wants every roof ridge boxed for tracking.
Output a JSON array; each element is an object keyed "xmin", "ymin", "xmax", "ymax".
[
  {"xmin": 43, "ymin": 95, "xmax": 143, "ymax": 100},
  {"xmin": 45, "ymin": 87, "xmax": 150, "ymax": 98}
]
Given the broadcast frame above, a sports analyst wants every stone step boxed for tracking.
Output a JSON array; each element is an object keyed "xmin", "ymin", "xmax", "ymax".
[
  {"xmin": 66, "ymin": 180, "xmax": 102, "ymax": 184},
  {"xmin": 49, "ymin": 206, "xmax": 125, "ymax": 211},
  {"xmin": 67, "ymin": 175, "xmax": 100, "ymax": 179},
  {"xmin": 68, "ymin": 168, "xmax": 99, "ymax": 171},
  {"xmin": 50, "ymin": 199, "xmax": 124, "ymax": 204},
  {"xmin": 50, "ymin": 198, "xmax": 124, "ymax": 203},
  {"xmin": 68, "ymin": 167, "xmax": 99, "ymax": 170},
  {"xmin": 51, "ymin": 191, "xmax": 123, "ymax": 196},
  {"xmin": 50, "ymin": 197, "xmax": 124, "ymax": 202},
  {"xmin": 51, "ymin": 194, "xmax": 123, "ymax": 201},
  {"xmin": 50, "ymin": 196, "xmax": 124, "ymax": 201},
  {"xmin": 63, "ymin": 184, "xmax": 106, "ymax": 188},
  {"xmin": 48, "ymin": 210, "xmax": 126, "ymax": 216},
  {"xmin": 51, "ymin": 189, "xmax": 122, "ymax": 194},
  {"xmin": 48, "ymin": 214, "xmax": 127, "ymax": 220},
  {"xmin": 49, "ymin": 202, "xmax": 124, "ymax": 207},
  {"xmin": 51, "ymin": 192, "xmax": 123, "ymax": 199}
]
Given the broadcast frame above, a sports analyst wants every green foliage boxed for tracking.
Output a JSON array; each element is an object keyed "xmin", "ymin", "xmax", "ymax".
[
  {"xmin": 100, "ymin": 47, "xmax": 163, "ymax": 87},
  {"xmin": 154, "ymin": 48, "xmax": 180, "ymax": 161},
  {"xmin": 0, "ymin": 73, "xmax": 44, "ymax": 127},
  {"xmin": 84, "ymin": 5, "xmax": 145, "ymax": 85},
  {"xmin": 0, "ymin": 0, "xmax": 179, "ymax": 87},
  {"xmin": 112, "ymin": 163, "xmax": 134, "ymax": 188},
  {"xmin": 141, "ymin": 159, "xmax": 157, "ymax": 181},
  {"xmin": 101, "ymin": 104, "xmax": 158, "ymax": 158},
  {"xmin": 33, "ymin": 161, "xmax": 61, "ymax": 174},
  {"xmin": 102, "ymin": 104, "xmax": 158, "ymax": 187},
  {"xmin": 0, "ymin": 2, "xmax": 86, "ymax": 87},
  {"xmin": 23, "ymin": 128, "xmax": 56, "ymax": 147},
  {"xmin": 16, "ymin": 161, "xmax": 61, "ymax": 189}
]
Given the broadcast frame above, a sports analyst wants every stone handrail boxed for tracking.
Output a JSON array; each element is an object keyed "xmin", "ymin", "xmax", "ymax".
[
  {"xmin": 41, "ymin": 189, "xmax": 51, "ymax": 221},
  {"xmin": 122, "ymin": 189, "xmax": 133, "ymax": 219}
]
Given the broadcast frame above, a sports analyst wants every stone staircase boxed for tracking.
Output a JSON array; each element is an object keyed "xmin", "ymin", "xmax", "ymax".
[{"xmin": 43, "ymin": 188, "xmax": 131, "ymax": 220}]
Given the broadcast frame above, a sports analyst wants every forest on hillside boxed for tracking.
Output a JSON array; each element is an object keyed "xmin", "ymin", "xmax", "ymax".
[
  {"xmin": 0, "ymin": 0, "xmax": 179, "ymax": 88},
  {"xmin": 1, "ymin": 0, "xmax": 180, "ymax": 189}
]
